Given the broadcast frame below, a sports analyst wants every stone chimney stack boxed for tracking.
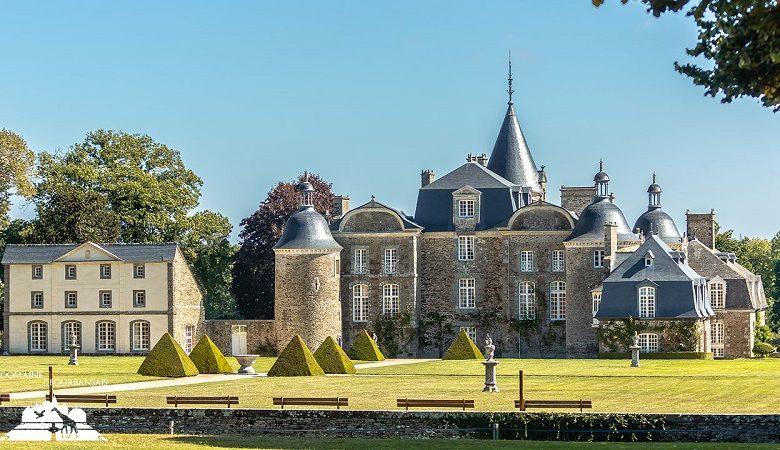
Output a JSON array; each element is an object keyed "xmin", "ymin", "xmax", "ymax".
[
  {"xmin": 421, "ymin": 170, "xmax": 435, "ymax": 188},
  {"xmin": 604, "ymin": 222, "xmax": 618, "ymax": 272},
  {"xmin": 560, "ymin": 186, "xmax": 596, "ymax": 216},
  {"xmin": 686, "ymin": 209, "xmax": 716, "ymax": 249},
  {"xmin": 332, "ymin": 195, "xmax": 350, "ymax": 219},
  {"xmin": 476, "ymin": 153, "xmax": 489, "ymax": 167}
]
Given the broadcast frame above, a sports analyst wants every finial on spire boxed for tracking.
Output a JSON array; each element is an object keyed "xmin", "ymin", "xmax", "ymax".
[
  {"xmin": 507, "ymin": 51, "xmax": 514, "ymax": 105},
  {"xmin": 304, "ymin": 170, "xmax": 309, "ymax": 182},
  {"xmin": 652, "ymin": 173, "xmax": 656, "ymax": 184},
  {"xmin": 371, "ymin": 194, "xmax": 375, "ymax": 203},
  {"xmin": 599, "ymin": 159, "xmax": 603, "ymax": 172}
]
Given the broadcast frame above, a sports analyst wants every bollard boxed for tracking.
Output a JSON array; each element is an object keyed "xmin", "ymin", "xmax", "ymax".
[
  {"xmin": 492, "ymin": 422, "xmax": 499, "ymax": 440},
  {"xmin": 169, "ymin": 420, "xmax": 175, "ymax": 435}
]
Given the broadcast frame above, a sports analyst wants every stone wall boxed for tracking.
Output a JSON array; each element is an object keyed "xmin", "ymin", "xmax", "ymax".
[
  {"xmin": 169, "ymin": 249, "xmax": 206, "ymax": 348},
  {"xmin": 564, "ymin": 245, "xmax": 603, "ymax": 356},
  {"xmin": 686, "ymin": 211, "xmax": 715, "ymax": 249},
  {"xmin": 722, "ymin": 310, "xmax": 755, "ymax": 358},
  {"xmin": 203, "ymin": 320, "xmax": 276, "ymax": 356},
  {"xmin": 560, "ymin": 186, "xmax": 595, "ymax": 216}
]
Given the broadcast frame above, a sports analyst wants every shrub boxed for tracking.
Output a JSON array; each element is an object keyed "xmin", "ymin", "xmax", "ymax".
[
  {"xmin": 598, "ymin": 352, "xmax": 713, "ymax": 360},
  {"xmin": 137, "ymin": 333, "xmax": 199, "ymax": 377},
  {"xmin": 189, "ymin": 335, "xmax": 234, "ymax": 374},
  {"xmin": 348, "ymin": 330, "xmax": 385, "ymax": 361},
  {"xmin": 313, "ymin": 336, "xmax": 356, "ymax": 374},
  {"xmin": 753, "ymin": 341, "xmax": 776, "ymax": 358},
  {"xmin": 255, "ymin": 340, "xmax": 277, "ymax": 357},
  {"xmin": 443, "ymin": 329, "xmax": 484, "ymax": 360},
  {"xmin": 267, "ymin": 335, "xmax": 325, "ymax": 377}
]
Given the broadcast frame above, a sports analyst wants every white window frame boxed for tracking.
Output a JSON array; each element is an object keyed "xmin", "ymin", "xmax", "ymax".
[
  {"xmin": 592, "ymin": 291, "xmax": 602, "ymax": 326},
  {"xmin": 29, "ymin": 322, "xmax": 47, "ymax": 352},
  {"xmin": 100, "ymin": 264, "xmax": 112, "ymax": 279},
  {"xmin": 132, "ymin": 321, "xmax": 150, "ymax": 352},
  {"xmin": 383, "ymin": 248, "xmax": 398, "ymax": 274},
  {"xmin": 133, "ymin": 290, "xmax": 146, "ymax": 308},
  {"xmin": 184, "ymin": 325, "xmax": 194, "ymax": 354},
  {"xmin": 550, "ymin": 281, "xmax": 566, "ymax": 320},
  {"xmin": 518, "ymin": 282, "xmax": 536, "ymax": 320},
  {"xmin": 460, "ymin": 326, "xmax": 477, "ymax": 342},
  {"xmin": 99, "ymin": 290, "xmax": 112, "ymax": 308},
  {"xmin": 134, "ymin": 264, "xmax": 145, "ymax": 279},
  {"xmin": 353, "ymin": 247, "xmax": 368, "ymax": 275},
  {"xmin": 551, "ymin": 250, "xmax": 565, "ymax": 273},
  {"xmin": 458, "ymin": 278, "xmax": 476, "ymax": 309},
  {"xmin": 638, "ymin": 286, "xmax": 656, "ymax": 318},
  {"xmin": 458, "ymin": 236, "xmax": 475, "ymax": 261},
  {"xmin": 97, "ymin": 321, "xmax": 116, "ymax": 352},
  {"xmin": 65, "ymin": 265, "xmax": 77, "ymax": 280},
  {"xmin": 520, "ymin": 251, "xmax": 534, "ymax": 272},
  {"xmin": 352, "ymin": 284, "xmax": 369, "ymax": 322},
  {"xmin": 382, "ymin": 284, "xmax": 400, "ymax": 317},
  {"xmin": 65, "ymin": 291, "xmax": 78, "ymax": 308},
  {"xmin": 31, "ymin": 291, "xmax": 44, "ymax": 309},
  {"xmin": 32, "ymin": 265, "xmax": 43, "ymax": 279},
  {"xmin": 458, "ymin": 199, "xmax": 475, "ymax": 218},
  {"xmin": 645, "ymin": 257, "xmax": 654, "ymax": 267},
  {"xmin": 710, "ymin": 281, "xmax": 725, "ymax": 309},
  {"xmin": 638, "ymin": 333, "xmax": 659, "ymax": 353},
  {"xmin": 61, "ymin": 321, "xmax": 81, "ymax": 352},
  {"xmin": 593, "ymin": 250, "xmax": 605, "ymax": 269}
]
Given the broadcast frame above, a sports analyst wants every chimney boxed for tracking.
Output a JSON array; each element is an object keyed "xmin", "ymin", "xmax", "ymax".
[
  {"xmin": 604, "ymin": 222, "xmax": 618, "ymax": 272},
  {"xmin": 560, "ymin": 186, "xmax": 596, "ymax": 216},
  {"xmin": 686, "ymin": 209, "xmax": 716, "ymax": 249},
  {"xmin": 421, "ymin": 170, "xmax": 435, "ymax": 188},
  {"xmin": 332, "ymin": 195, "xmax": 350, "ymax": 219},
  {"xmin": 476, "ymin": 153, "xmax": 489, "ymax": 167}
]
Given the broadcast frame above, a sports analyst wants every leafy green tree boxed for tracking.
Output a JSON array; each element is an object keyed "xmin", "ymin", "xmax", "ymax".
[
  {"xmin": 32, "ymin": 184, "xmax": 120, "ymax": 243},
  {"xmin": 417, "ymin": 311, "xmax": 455, "ymax": 358},
  {"xmin": 594, "ymin": 0, "xmax": 780, "ymax": 111},
  {"xmin": 0, "ymin": 129, "xmax": 36, "ymax": 229}
]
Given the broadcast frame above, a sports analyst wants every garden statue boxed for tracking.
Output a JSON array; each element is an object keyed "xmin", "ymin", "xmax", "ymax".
[
  {"xmin": 68, "ymin": 334, "xmax": 79, "ymax": 366},
  {"xmin": 484, "ymin": 335, "xmax": 495, "ymax": 361},
  {"xmin": 481, "ymin": 334, "xmax": 499, "ymax": 392},
  {"xmin": 630, "ymin": 331, "xmax": 641, "ymax": 368}
]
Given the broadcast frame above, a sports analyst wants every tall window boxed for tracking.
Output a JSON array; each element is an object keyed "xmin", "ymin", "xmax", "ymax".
[
  {"xmin": 458, "ymin": 236, "xmax": 475, "ymax": 261},
  {"xmin": 32, "ymin": 265, "xmax": 43, "ymax": 279},
  {"xmin": 61, "ymin": 321, "xmax": 81, "ymax": 352},
  {"xmin": 593, "ymin": 250, "xmax": 605, "ymax": 268},
  {"xmin": 133, "ymin": 290, "xmax": 146, "ymax": 307},
  {"xmin": 65, "ymin": 265, "xmax": 77, "ymax": 280},
  {"xmin": 638, "ymin": 333, "xmax": 659, "ymax": 353},
  {"xmin": 518, "ymin": 282, "xmax": 536, "ymax": 320},
  {"xmin": 29, "ymin": 321, "xmax": 47, "ymax": 352},
  {"xmin": 711, "ymin": 322, "xmax": 724, "ymax": 358},
  {"xmin": 551, "ymin": 250, "xmax": 565, "ymax": 272},
  {"xmin": 100, "ymin": 264, "xmax": 112, "ymax": 279},
  {"xmin": 459, "ymin": 278, "xmax": 476, "ymax": 309},
  {"xmin": 460, "ymin": 326, "xmax": 477, "ymax": 342},
  {"xmin": 134, "ymin": 264, "xmax": 145, "ymax": 279},
  {"xmin": 710, "ymin": 282, "xmax": 725, "ymax": 309},
  {"xmin": 99, "ymin": 290, "xmax": 112, "ymax": 308},
  {"xmin": 184, "ymin": 325, "xmax": 194, "ymax": 354},
  {"xmin": 550, "ymin": 281, "xmax": 566, "ymax": 320},
  {"xmin": 131, "ymin": 321, "xmax": 150, "ymax": 352},
  {"xmin": 382, "ymin": 284, "xmax": 400, "ymax": 317},
  {"xmin": 638, "ymin": 286, "xmax": 656, "ymax": 318},
  {"xmin": 520, "ymin": 251, "xmax": 534, "ymax": 272},
  {"xmin": 592, "ymin": 291, "xmax": 602, "ymax": 318},
  {"xmin": 65, "ymin": 291, "xmax": 78, "ymax": 308},
  {"xmin": 31, "ymin": 291, "xmax": 44, "ymax": 309},
  {"xmin": 96, "ymin": 321, "xmax": 116, "ymax": 352},
  {"xmin": 383, "ymin": 248, "xmax": 398, "ymax": 274},
  {"xmin": 458, "ymin": 199, "xmax": 475, "ymax": 218},
  {"xmin": 352, "ymin": 284, "xmax": 369, "ymax": 322},
  {"xmin": 353, "ymin": 248, "xmax": 368, "ymax": 274}
]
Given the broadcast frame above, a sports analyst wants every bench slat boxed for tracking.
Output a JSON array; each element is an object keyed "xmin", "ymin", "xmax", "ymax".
[
  {"xmin": 45, "ymin": 394, "xmax": 116, "ymax": 406},
  {"xmin": 515, "ymin": 399, "xmax": 592, "ymax": 411},
  {"xmin": 166, "ymin": 395, "xmax": 239, "ymax": 407},
  {"xmin": 272, "ymin": 397, "xmax": 348, "ymax": 409},
  {"xmin": 396, "ymin": 399, "xmax": 475, "ymax": 410}
]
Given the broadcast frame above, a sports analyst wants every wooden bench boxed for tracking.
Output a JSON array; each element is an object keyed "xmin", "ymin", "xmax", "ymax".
[
  {"xmin": 46, "ymin": 394, "xmax": 117, "ymax": 407},
  {"xmin": 515, "ymin": 399, "xmax": 592, "ymax": 412},
  {"xmin": 166, "ymin": 396, "xmax": 239, "ymax": 408},
  {"xmin": 272, "ymin": 397, "xmax": 348, "ymax": 409},
  {"xmin": 397, "ymin": 398, "xmax": 475, "ymax": 411},
  {"xmin": 0, "ymin": 393, "xmax": 10, "ymax": 405}
]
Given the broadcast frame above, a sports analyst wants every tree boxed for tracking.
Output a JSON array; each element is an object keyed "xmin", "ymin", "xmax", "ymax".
[
  {"xmin": 372, "ymin": 310, "xmax": 415, "ymax": 358},
  {"xmin": 232, "ymin": 173, "xmax": 333, "ymax": 319},
  {"xmin": 32, "ymin": 184, "xmax": 120, "ymax": 243},
  {"xmin": 594, "ymin": 0, "xmax": 780, "ymax": 111},
  {"xmin": 0, "ymin": 129, "xmax": 36, "ymax": 229},
  {"xmin": 417, "ymin": 311, "xmax": 455, "ymax": 358}
]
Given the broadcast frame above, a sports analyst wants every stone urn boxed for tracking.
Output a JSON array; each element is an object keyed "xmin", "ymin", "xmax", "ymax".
[{"xmin": 234, "ymin": 354, "xmax": 260, "ymax": 374}]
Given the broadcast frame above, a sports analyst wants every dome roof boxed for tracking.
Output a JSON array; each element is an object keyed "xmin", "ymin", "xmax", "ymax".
[
  {"xmin": 633, "ymin": 208, "xmax": 682, "ymax": 244},
  {"xmin": 566, "ymin": 197, "xmax": 638, "ymax": 242},
  {"xmin": 647, "ymin": 183, "xmax": 662, "ymax": 194},
  {"xmin": 594, "ymin": 171, "xmax": 610, "ymax": 183},
  {"xmin": 273, "ymin": 206, "xmax": 342, "ymax": 251}
]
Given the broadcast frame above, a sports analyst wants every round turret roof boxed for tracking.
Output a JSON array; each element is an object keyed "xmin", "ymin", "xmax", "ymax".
[
  {"xmin": 566, "ymin": 197, "xmax": 637, "ymax": 242},
  {"xmin": 647, "ymin": 183, "xmax": 662, "ymax": 194},
  {"xmin": 273, "ymin": 206, "xmax": 342, "ymax": 251},
  {"xmin": 633, "ymin": 208, "xmax": 682, "ymax": 244},
  {"xmin": 594, "ymin": 171, "xmax": 610, "ymax": 183}
]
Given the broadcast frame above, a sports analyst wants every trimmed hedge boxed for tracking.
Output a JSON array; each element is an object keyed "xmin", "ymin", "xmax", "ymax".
[
  {"xmin": 137, "ymin": 332, "xmax": 199, "ymax": 377},
  {"xmin": 753, "ymin": 341, "xmax": 776, "ymax": 357},
  {"xmin": 267, "ymin": 335, "xmax": 325, "ymax": 377},
  {"xmin": 443, "ymin": 330, "xmax": 484, "ymax": 360},
  {"xmin": 189, "ymin": 335, "xmax": 234, "ymax": 374},
  {"xmin": 347, "ymin": 330, "xmax": 385, "ymax": 361},
  {"xmin": 313, "ymin": 336, "xmax": 356, "ymax": 374},
  {"xmin": 598, "ymin": 351, "xmax": 714, "ymax": 360}
]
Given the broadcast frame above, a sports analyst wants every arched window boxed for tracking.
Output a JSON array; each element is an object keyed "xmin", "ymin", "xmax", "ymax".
[
  {"xmin": 352, "ymin": 284, "xmax": 369, "ymax": 322},
  {"xmin": 638, "ymin": 333, "xmax": 659, "ymax": 353},
  {"xmin": 518, "ymin": 282, "xmax": 536, "ymax": 320},
  {"xmin": 29, "ymin": 321, "xmax": 48, "ymax": 353},
  {"xmin": 709, "ymin": 281, "xmax": 725, "ymax": 309},
  {"xmin": 131, "ymin": 321, "xmax": 151, "ymax": 353},
  {"xmin": 61, "ymin": 321, "xmax": 82, "ymax": 353},
  {"xmin": 96, "ymin": 321, "xmax": 116, "ymax": 352},
  {"xmin": 549, "ymin": 281, "xmax": 566, "ymax": 320},
  {"xmin": 638, "ymin": 287, "xmax": 656, "ymax": 318},
  {"xmin": 381, "ymin": 284, "xmax": 399, "ymax": 317}
]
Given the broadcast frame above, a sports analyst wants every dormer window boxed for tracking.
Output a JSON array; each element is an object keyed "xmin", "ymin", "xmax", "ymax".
[
  {"xmin": 645, "ymin": 258, "xmax": 654, "ymax": 267},
  {"xmin": 458, "ymin": 200, "xmax": 475, "ymax": 218},
  {"xmin": 452, "ymin": 186, "xmax": 481, "ymax": 225}
]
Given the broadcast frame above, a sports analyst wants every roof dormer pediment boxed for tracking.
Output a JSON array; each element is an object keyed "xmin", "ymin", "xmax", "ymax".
[
  {"xmin": 54, "ymin": 242, "xmax": 123, "ymax": 262},
  {"xmin": 452, "ymin": 185, "xmax": 482, "ymax": 196}
]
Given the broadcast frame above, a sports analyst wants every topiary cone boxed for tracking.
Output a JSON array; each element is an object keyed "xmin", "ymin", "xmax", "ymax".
[
  {"xmin": 267, "ymin": 335, "xmax": 325, "ymax": 377},
  {"xmin": 137, "ymin": 332, "xmax": 199, "ymax": 377},
  {"xmin": 189, "ymin": 335, "xmax": 234, "ymax": 374},
  {"xmin": 443, "ymin": 329, "xmax": 484, "ymax": 360},
  {"xmin": 314, "ymin": 336, "xmax": 356, "ymax": 374},
  {"xmin": 347, "ymin": 330, "xmax": 385, "ymax": 361}
]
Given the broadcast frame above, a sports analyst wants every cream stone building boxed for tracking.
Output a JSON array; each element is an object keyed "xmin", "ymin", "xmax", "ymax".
[{"xmin": 1, "ymin": 242, "xmax": 204, "ymax": 355}]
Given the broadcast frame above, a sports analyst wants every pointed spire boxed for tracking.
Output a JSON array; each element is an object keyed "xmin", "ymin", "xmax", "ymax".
[{"xmin": 507, "ymin": 51, "xmax": 514, "ymax": 105}]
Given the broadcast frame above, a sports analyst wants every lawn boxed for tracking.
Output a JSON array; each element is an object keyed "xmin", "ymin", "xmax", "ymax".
[{"xmin": 0, "ymin": 435, "xmax": 775, "ymax": 449}]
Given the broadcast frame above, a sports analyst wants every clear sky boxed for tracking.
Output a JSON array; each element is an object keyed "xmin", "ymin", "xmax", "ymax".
[{"xmin": 2, "ymin": 1, "xmax": 778, "ymax": 240}]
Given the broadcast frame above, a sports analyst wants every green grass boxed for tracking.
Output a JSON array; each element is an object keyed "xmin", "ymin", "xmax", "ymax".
[{"xmin": 0, "ymin": 435, "xmax": 774, "ymax": 449}]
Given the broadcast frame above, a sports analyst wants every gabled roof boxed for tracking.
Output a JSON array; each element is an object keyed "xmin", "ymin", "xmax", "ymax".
[
  {"xmin": 605, "ymin": 236, "xmax": 702, "ymax": 284},
  {"xmin": 421, "ymin": 161, "xmax": 516, "ymax": 190},
  {"xmin": 486, "ymin": 104, "xmax": 542, "ymax": 192},
  {"xmin": 1, "ymin": 243, "xmax": 179, "ymax": 264}
]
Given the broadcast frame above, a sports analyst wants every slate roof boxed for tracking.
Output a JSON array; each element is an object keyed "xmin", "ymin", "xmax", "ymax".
[
  {"xmin": 633, "ymin": 207, "xmax": 682, "ymax": 245},
  {"xmin": 274, "ymin": 206, "xmax": 342, "ymax": 251},
  {"xmin": 2, "ymin": 243, "xmax": 179, "ymax": 264},
  {"xmin": 486, "ymin": 104, "xmax": 543, "ymax": 192},
  {"xmin": 330, "ymin": 199, "xmax": 422, "ymax": 231},
  {"xmin": 566, "ymin": 197, "xmax": 638, "ymax": 242}
]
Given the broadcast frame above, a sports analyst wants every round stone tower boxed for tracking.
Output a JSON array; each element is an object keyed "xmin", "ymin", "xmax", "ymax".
[{"xmin": 273, "ymin": 179, "xmax": 342, "ymax": 352}]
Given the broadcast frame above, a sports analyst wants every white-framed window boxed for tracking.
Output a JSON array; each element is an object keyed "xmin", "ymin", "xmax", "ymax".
[
  {"xmin": 458, "ymin": 278, "xmax": 476, "ymax": 309},
  {"xmin": 713, "ymin": 347, "xmax": 724, "ymax": 358},
  {"xmin": 134, "ymin": 264, "xmax": 145, "ymax": 279},
  {"xmin": 65, "ymin": 265, "xmax": 77, "ymax": 280},
  {"xmin": 32, "ymin": 265, "xmax": 43, "ymax": 279},
  {"xmin": 593, "ymin": 250, "xmax": 605, "ymax": 268},
  {"xmin": 382, "ymin": 284, "xmax": 400, "ymax": 317},
  {"xmin": 184, "ymin": 325, "xmax": 194, "ymax": 354},
  {"xmin": 383, "ymin": 248, "xmax": 398, "ymax": 274},
  {"xmin": 592, "ymin": 291, "xmax": 602, "ymax": 320},
  {"xmin": 99, "ymin": 290, "xmax": 112, "ymax": 308},
  {"xmin": 65, "ymin": 291, "xmax": 78, "ymax": 308},
  {"xmin": 638, "ymin": 333, "xmax": 659, "ymax": 353},
  {"xmin": 353, "ymin": 247, "xmax": 368, "ymax": 274},
  {"xmin": 29, "ymin": 321, "xmax": 47, "ymax": 352},
  {"xmin": 458, "ymin": 199, "xmax": 475, "ymax": 218},
  {"xmin": 352, "ymin": 284, "xmax": 369, "ymax": 322},
  {"xmin": 131, "ymin": 321, "xmax": 150, "ymax": 352},
  {"xmin": 31, "ymin": 291, "xmax": 44, "ymax": 309},
  {"xmin": 520, "ymin": 251, "xmax": 534, "ymax": 272},
  {"xmin": 460, "ymin": 326, "xmax": 477, "ymax": 342},
  {"xmin": 61, "ymin": 321, "xmax": 81, "ymax": 352},
  {"xmin": 100, "ymin": 264, "xmax": 112, "ymax": 279},
  {"xmin": 518, "ymin": 282, "xmax": 536, "ymax": 320},
  {"xmin": 645, "ymin": 257, "xmax": 654, "ymax": 267},
  {"xmin": 458, "ymin": 236, "xmax": 475, "ymax": 261},
  {"xmin": 550, "ymin": 281, "xmax": 566, "ymax": 320},
  {"xmin": 710, "ymin": 281, "xmax": 725, "ymax": 309},
  {"xmin": 711, "ymin": 321, "xmax": 724, "ymax": 345},
  {"xmin": 133, "ymin": 290, "xmax": 146, "ymax": 307},
  {"xmin": 96, "ymin": 321, "xmax": 116, "ymax": 352},
  {"xmin": 639, "ymin": 286, "xmax": 656, "ymax": 318},
  {"xmin": 551, "ymin": 250, "xmax": 565, "ymax": 272}
]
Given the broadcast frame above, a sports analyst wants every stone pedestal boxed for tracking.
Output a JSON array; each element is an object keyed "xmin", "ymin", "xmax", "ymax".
[
  {"xmin": 630, "ymin": 344, "xmax": 641, "ymax": 368},
  {"xmin": 234, "ymin": 355, "xmax": 259, "ymax": 374},
  {"xmin": 482, "ymin": 359, "xmax": 500, "ymax": 392}
]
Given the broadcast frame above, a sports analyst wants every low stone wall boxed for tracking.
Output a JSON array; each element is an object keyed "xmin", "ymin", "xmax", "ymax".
[
  {"xmin": 0, "ymin": 408, "xmax": 778, "ymax": 442},
  {"xmin": 203, "ymin": 320, "xmax": 275, "ymax": 356}
]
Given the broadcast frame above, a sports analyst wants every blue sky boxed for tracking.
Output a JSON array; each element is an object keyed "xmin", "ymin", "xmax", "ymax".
[{"xmin": 2, "ymin": 1, "xmax": 778, "ymax": 240}]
